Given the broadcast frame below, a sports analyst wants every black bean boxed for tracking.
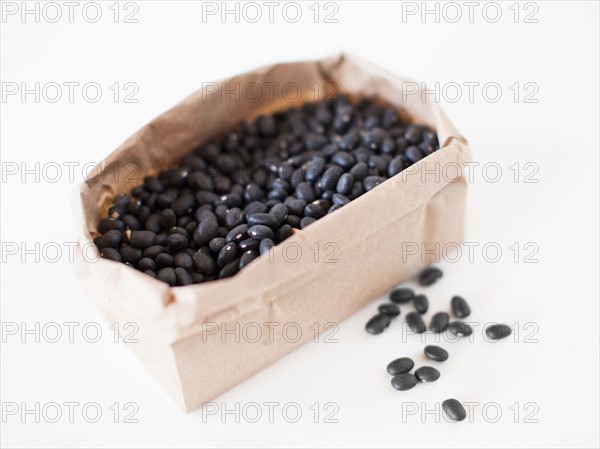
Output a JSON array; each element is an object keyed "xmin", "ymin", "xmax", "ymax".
[
  {"xmin": 208, "ymin": 237, "xmax": 226, "ymax": 253},
  {"xmin": 192, "ymin": 251, "xmax": 217, "ymax": 276},
  {"xmin": 157, "ymin": 267, "xmax": 176, "ymax": 286},
  {"xmin": 332, "ymin": 193, "xmax": 350, "ymax": 206},
  {"xmin": 451, "ymin": 296, "xmax": 471, "ymax": 318},
  {"xmin": 238, "ymin": 238, "xmax": 260, "ymax": 252},
  {"xmin": 304, "ymin": 203, "xmax": 325, "ymax": 219},
  {"xmin": 244, "ymin": 183, "xmax": 264, "ymax": 203},
  {"xmin": 413, "ymin": 294, "xmax": 429, "ymax": 314},
  {"xmin": 144, "ymin": 214, "xmax": 161, "ymax": 233},
  {"xmin": 424, "ymin": 345, "xmax": 449, "ymax": 362},
  {"xmin": 415, "ymin": 366, "xmax": 440, "ymax": 383},
  {"xmin": 331, "ymin": 152, "xmax": 355, "ymax": 170},
  {"xmin": 100, "ymin": 230, "xmax": 122, "ymax": 248},
  {"xmin": 216, "ymin": 193, "xmax": 242, "ymax": 208},
  {"xmin": 387, "ymin": 357, "xmax": 414, "ymax": 375},
  {"xmin": 275, "ymin": 224, "xmax": 293, "ymax": 243},
  {"xmin": 194, "ymin": 217, "xmax": 219, "ymax": 246},
  {"xmin": 405, "ymin": 312, "xmax": 426, "ymax": 333},
  {"xmin": 388, "ymin": 155, "xmax": 406, "ymax": 177},
  {"xmin": 156, "ymin": 253, "xmax": 174, "ymax": 268},
  {"xmin": 108, "ymin": 202, "xmax": 128, "ymax": 219},
  {"xmin": 336, "ymin": 173, "xmax": 354, "ymax": 194},
  {"xmin": 419, "ymin": 267, "xmax": 443, "ymax": 286},
  {"xmin": 157, "ymin": 208, "xmax": 175, "ymax": 229},
  {"xmin": 348, "ymin": 181, "xmax": 364, "ymax": 200},
  {"xmin": 144, "ymin": 176, "xmax": 164, "ymax": 193},
  {"xmin": 217, "ymin": 242, "xmax": 237, "ymax": 267},
  {"xmin": 172, "ymin": 193, "xmax": 196, "ymax": 216},
  {"xmin": 448, "ymin": 321, "xmax": 473, "ymax": 337},
  {"xmin": 429, "ymin": 312, "xmax": 450, "ymax": 333},
  {"xmin": 485, "ymin": 324, "xmax": 512, "ymax": 340},
  {"xmin": 128, "ymin": 230, "xmax": 156, "ymax": 248},
  {"xmin": 120, "ymin": 245, "xmax": 142, "ymax": 263},
  {"xmin": 295, "ymin": 182, "xmax": 316, "ymax": 202},
  {"xmin": 349, "ymin": 162, "xmax": 368, "ymax": 181},
  {"xmin": 225, "ymin": 208, "xmax": 245, "ymax": 228},
  {"xmin": 138, "ymin": 206, "xmax": 151, "ymax": 223},
  {"xmin": 320, "ymin": 166, "xmax": 344, "ymax": 190},
  {"xmin": 391, "ymin": 373, "xmax": 418, "ymax": 391},
  {"xmin": 404, "ymin": 125, "xmax": 423, "ymax": 144},
  {"xmin": 257, "ymin": 115, "xmax": 276, "ymax": 136},
  {"xmin": 247, "ymin": 213, "xmax": 279, "ymax": 228},
  {"xmin": 363, "ymin": 176, "xmax": 385, "ymax": 192},
  {"xmin": 219, "ymin": 258, "xmax": 240, "ymax": 279},
  {"xmin": 405, "ymin": 146, "xmax": 424, "ymax": 164},
  {"xmin": 286, "ymin": 215, "xmax": 302, "ymax": 228},
  {"xmin": 363, "ymin": 128, "xmax": 386, "ymax": 150},
  {"xmin": 98, "ymin": 218, "xmax": 125, "ymax": 233},
  {"xmin": 143, "ymin": 245, "xmax": 165, "ymax": 258},
  {"xmin": 365, "ymin": 314, "xmax": 392, "ymax": 335},
  {"xmin": 174, "ymin": 252, "xmax": 193, "ymax": 269},
  {"xmin": 100, "ymin": 248, "xmax": 121, "ymax": 262},
  {"xmin": 305, "ymin": 157, "xmax": 326, "ymax": 182},
  {"xmin": 442, "ymin": 399, "xmax": 466, "ymax": 422},
  {"xmin": 247, "ymin": 225, "xmax": 274, "ymax": 240},
  {"xmin": 381, "ymin": 137, "xmax": 396, "ymax": 154},
  {"xmin": 378, "ymin": 303, "xmax": 400, "ymax": 317},
  {"xmin": 168, "ymin": 226, "xmax": 190, "ymax": 239},
  {"xmin": 245, "ymin": 201, "xmax": 268, "ymax": 215},
  {"xmin": 138, "ymin": 257, "xmax": 156, "ymax": 272},
  {"xmin": 188, "ymin": 171, "xmax": 214, "ymax": 191},
  {"xmin": 239, "ymin": 250, "xmax": 258, "ymax": 269},
  {"xmin": 339, "ymin": 129, "xmax": 359, "ymax": 150},
  {"xmin": 328, "ymin": 204, "xmax": 342, "ymax": 214},
  {"xmin": 196, "ymin": 190, "xmax": 219, "ymax": 204},
  {"xmin": 368, "ymin": 155, "xmax": 388, "ymax": 173},
  {"xmin": 174, "ymin": 267, "xmax": 193, "ymax": 286},
  {"xmin": 191, "ymin": 272, "xmax": 205, "ymax": 284},
  {"xmin": 390, "ymin": 288, "xmax": 414, "ymax": 304},
  {"xmin": 269, "ymin": 203, "xmax": 288, "ymax": 224},
  {"xmin": 284, "ymin": 198, "xmax": 306, "ymax": 216},
  {"xmin": 259, "ymin": 237, "xmax": 275, "ymax": 255},
  {"xmin": 300, "ymin": 216, "xmax": 316, "ymax": 228},
  {"xmin": 267, "ymin": 189, "xmax": 287, "ymax": 201},
  {"xmin": 144, "ymin": 269, "xmax": 157, "ymax": 278}
]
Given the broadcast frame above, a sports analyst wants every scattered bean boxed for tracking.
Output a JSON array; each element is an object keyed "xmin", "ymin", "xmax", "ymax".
[
  {"xmin": 414, "ymin": 366, "xmax": 440, "ymax": 382},
  {"xmin": 391, "ymin": 373, "xmax": 418, "ymax": 391},
  {"xmin": 424, "ymin": 345, "xmax": 449, "ymax": 362},
  {"xmin": 419, "ymin": 267, "xmax": 443, "ymax": 286},
  {"xmin": 442, "ymin": 399, "xmax": 466, "ymax": 422},
  {"xmin": 387, "ymin": 357, "xmax": 414, "ymax": 375}
]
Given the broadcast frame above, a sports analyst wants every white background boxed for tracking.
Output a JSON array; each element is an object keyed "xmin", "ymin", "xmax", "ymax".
[{"xmin": 1, "ymin": 1, "xmax": 599, "ymax": 447}]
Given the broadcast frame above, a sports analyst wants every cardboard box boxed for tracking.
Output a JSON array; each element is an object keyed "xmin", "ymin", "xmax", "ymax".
[{"xmin": 74, "ymin": 54, "xmax": 471, "ymax": 411}]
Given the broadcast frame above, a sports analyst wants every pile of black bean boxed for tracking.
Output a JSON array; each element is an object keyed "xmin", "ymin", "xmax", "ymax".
[
  {"xmin": 366, "ymin": 266, "xmax": 512, "ymax": 422},
  {"xmin": 95, "ymin": 95, "xmax": 440, "ymax": 285}
]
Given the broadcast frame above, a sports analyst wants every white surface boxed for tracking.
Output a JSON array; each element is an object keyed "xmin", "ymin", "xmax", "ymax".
[{"xmin": 1, "ymin": 1, "xmax": 599, "ymax": 447}]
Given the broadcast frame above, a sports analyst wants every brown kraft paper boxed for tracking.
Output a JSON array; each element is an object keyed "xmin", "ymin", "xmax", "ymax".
[{"xmin": 74, "ymin": 54, "xmax": 472, "ymax": 412}]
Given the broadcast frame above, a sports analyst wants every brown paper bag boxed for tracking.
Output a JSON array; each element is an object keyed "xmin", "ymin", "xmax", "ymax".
[{"xmin": 74, "ymin": 54, "xmax": 471, "ymax": 412}]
